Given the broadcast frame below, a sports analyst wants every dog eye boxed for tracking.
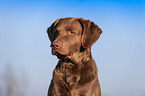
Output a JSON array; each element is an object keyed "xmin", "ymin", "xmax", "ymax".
[{"xmin": 68, "ymin": 31, "xmax": 75, "ymax": 35}]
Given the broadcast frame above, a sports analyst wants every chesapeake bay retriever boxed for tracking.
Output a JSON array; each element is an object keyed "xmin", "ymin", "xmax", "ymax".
[{"xmin": 47, "ymin": 17, "xmax": 102, "ymax": 96}]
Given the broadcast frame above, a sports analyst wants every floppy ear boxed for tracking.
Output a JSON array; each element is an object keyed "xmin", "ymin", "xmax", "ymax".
[
  {"xmin": 47, "ymin": 22, "xmax": 55, "ymax": 42},
  {"xmin": 80, "ymin": 18, "xmax": 102, "ymax": 48},
  {"xmin": 47, "ymin": 18, "xmax": 62, "ymax": 42}
]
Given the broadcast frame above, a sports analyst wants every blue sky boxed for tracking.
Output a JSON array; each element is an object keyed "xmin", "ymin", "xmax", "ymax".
[{"xmin": 0, "ymin": 0, "xmax": 145, "ymax": 96}]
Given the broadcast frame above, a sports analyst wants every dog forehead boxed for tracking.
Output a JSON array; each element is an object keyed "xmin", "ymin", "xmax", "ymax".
[{"xmin": 56, "ymin": 19, "xmax": 82, "ymax": 31}]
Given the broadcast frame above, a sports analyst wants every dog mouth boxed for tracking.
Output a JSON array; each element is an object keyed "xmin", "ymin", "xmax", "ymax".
[
  {"xmin": 55, "ymin": 52, "xmax": 72, "ymax": 59},
  {"xmin": 52, "ymin": 49, "xmax": 72, "ymax": 59}
]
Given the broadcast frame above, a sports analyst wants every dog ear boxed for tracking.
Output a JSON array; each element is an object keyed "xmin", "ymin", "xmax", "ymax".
[
  {"xmin": 79, "ymin": 18, "xmax": 102, "ymax": 48},
  {"xmin": 47, "ymin": 18, "xmax": 62, "ymax": 42},
  {"xmin": 47, "ymin": 22, "xmax": 55, "ymax": 42}
]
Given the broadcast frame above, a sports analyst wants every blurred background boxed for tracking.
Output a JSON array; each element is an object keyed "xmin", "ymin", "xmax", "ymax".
[{"xmin": 0, "ymin": 0, "xmax": 145, "ymax": 96}]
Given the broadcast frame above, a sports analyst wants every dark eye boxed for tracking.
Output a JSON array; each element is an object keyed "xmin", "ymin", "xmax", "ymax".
[{"xmin": 68, "ymin": 31, "xmax": 75, "ymax": 35}]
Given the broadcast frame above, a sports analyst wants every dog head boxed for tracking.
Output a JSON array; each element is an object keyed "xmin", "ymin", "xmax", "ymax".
[{"xmin": 47, "ymin": 18, "xmax": 102, "ymax": 59}]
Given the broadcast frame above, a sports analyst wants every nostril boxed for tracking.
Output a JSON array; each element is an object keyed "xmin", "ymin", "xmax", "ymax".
[
  {"xmin": 55, "ymin": 44, "xmax": 59, "ymax": 47},
  {"xmin": 52, "ymin": 42, "xmax": 60, "ymax": 48}
]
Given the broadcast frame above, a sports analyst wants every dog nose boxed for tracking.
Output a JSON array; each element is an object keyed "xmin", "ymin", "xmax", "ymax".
[{"xmin": 52, "ymin": 42, "xmax": 60, "ymax": 48}]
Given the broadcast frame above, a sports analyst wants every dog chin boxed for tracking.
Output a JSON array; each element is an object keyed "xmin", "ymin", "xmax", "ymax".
[
  {"xmin": 55, "ymin": 53, "xmax": 72, "ymax": 59},
  {"xmin": 52, "ymin": 50, "xmax": 72, "ymax": 59}
]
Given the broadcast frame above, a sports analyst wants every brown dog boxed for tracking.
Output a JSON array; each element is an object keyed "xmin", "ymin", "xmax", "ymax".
[{"xmin": 47, "ymin": 17, "xmax": 102, "ymax": 96}]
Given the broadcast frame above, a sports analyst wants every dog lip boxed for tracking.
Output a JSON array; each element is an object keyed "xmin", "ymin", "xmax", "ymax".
[
  {"xmin": 52, "ymin": 48, "xmax": 66, "ymax": 55},
  {"xmin": 52, "ymin": 49, "xmax": 72, "ymax": 59},
  {"xmin": 67, "ymin": 54, "xmax": 72, "ymax": 59},
  {"xmin": 52, "ymin": 48, "xmax": 72, "ymax": 59}
]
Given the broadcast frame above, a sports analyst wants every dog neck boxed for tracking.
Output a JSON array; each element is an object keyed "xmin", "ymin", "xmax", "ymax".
[{"xmin": 61, "ymin": 48, "xmax": 92, "ymax": 65}]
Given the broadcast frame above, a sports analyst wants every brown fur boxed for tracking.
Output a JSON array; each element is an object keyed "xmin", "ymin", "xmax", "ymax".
[{"xmin": 47, "ymin": 17, "xmax": 102, "ymax": 96}]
